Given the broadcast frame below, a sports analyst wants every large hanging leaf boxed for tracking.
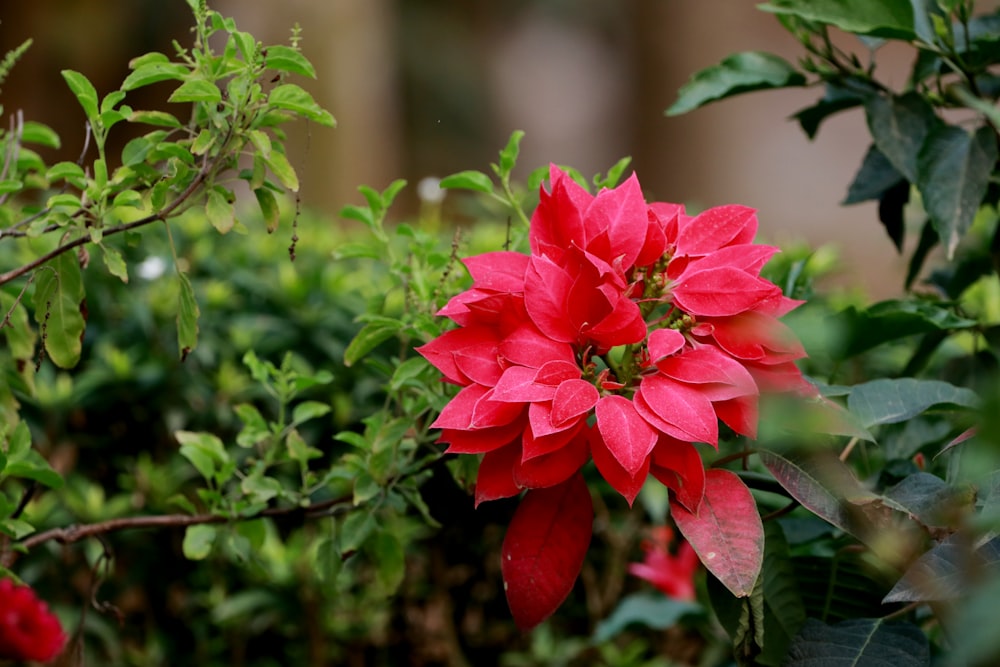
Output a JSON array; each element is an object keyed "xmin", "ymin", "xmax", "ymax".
[
  {"xmin": 32, "ymin": 251, "xmax": 86, "ymax": 368},
  {"xmin": 786, "ymin": 618, "xmax": 929, "ymax": 666},
  {"xmin": 759, "ymin": 450, "xmax": 861, "ymax": 537},
  {"xmin": 501, "ymin": 472, "xmax": 593, "ymax": 630},
  {"xmin": 759, "ymin": 0, "xmax": 916, "ymax": 39},
  {"xmin": 847, "ymin": 378, "xmax": 980, "ymax": 428},
  {"xmin": 864, "ymin": 93, "xmax": 937, "ymax": 183},
  {"xmin": 671, "ymin": 469, "xmax": 763, "ymax": 597},
  {"xmin": 666, "ymin": 52, "xmax": 805, "ymax": 116},
  {"xmin": 916, "ymin": 123, "xmax": 997, "ymax": 259},
  {"xmin": 884, "ymin": 535, "xmax": 1000, "ymax": 603},
  {"xmin": 760, "ymin": 522, "xmax": 806, "ymax": 660}
]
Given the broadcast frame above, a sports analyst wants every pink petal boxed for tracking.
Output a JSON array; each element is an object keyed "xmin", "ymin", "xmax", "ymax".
[
  {"xmin": 589, "ymin": 427, "xmax": 650, "ymax": 506},
  {"xmin": 676, "ymin": 205, "xmax": 757, "ymax": 256},
  {"xmin": 714, "ymin": 395, "xmax": 759, "ymax": 438},
  {"xmin": 655, "ymin": 346, "xmax": 758, "ymax": 401},
  {"xmin": 528, "ymin": 401, "xmax": 582, "ymax": 438},
  {"xmin": 585, "ymin": 172, "xmax": 647, "ymax": 269},
  {"xmin": 464, "ymin": 251, "xmax": 529, "ymax": 290},
  {"xmin": 475, "ymin": 443, "xmax": 522, "ymax": 506},
  {"xmin": 493, "ymin": 366, "xmax": 558, "ymax": 403},
  {"xmin": 672, "ymin": 267, "xmax": 781, "ymax": 317},
  {"xmin": 595, "ymin": 395, "xmax": 658, "ymax": 476},
  {"xmin": 529, "ymin": 165, "xmax": 592, "ymax": 258},
  {"xmin": 499, "ymin": 324, "xmax": 576, "ymax": 368},
  {"xmin": 533, "ymin": 360, "xmax": 582, "ymax": 386},
  {"xmin": 524, "ymin": 256, "xmax": 578, "ymax": 343},
  {"xmin": 649, "ymin": 437, "xmax": 705, "ymax": 513},
  {"xmin": 550, "ymin": 379, "xmax": 600, "ymax": 427},
  {"xmin": 471, "ymin": 388, "xmax": 528, "ymax": 429},
  {"xmin": 514, "ymin": 433, "xmax": 589, "ymax": 489},
  {"xmin": 647, "ymin": 328, "xmax": 686, "ymax": 362},
  {"xmin": 440, "ymin": 420, "xmax": 524, "ymax": 454},
  {"xmin": 431, "ymin": 384, "xmax": 489, "ymax": 430},
  {"xmin": 416, "ymin": 326, "xmax": 499, "ymax": 385},
  {"xmin": 703, "ymin": 312, "xmax": 806, "ymax": 363},
  {"xmin": 522, "ymin": 420, "xmax": 586, "ymax": 461}
]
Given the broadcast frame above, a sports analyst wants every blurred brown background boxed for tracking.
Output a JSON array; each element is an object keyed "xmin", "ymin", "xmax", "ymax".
[{"xmin": 0, "ymin": 0, "xmax": 909, "ymax": 294}]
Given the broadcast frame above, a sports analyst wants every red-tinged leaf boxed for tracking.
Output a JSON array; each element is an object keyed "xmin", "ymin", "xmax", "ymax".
[
  {"xmin": 656, "ymin": 347, "xmax": 757, "ymax": 401},
  {"xmin": 499, "ymin": 324, "xmax": 576, "ymax": 368},
  {"xmin": 647, "ymin": 328, "xmax": 686, "ymax": 361},
  {"xmin": 938, "ymin": 426, "xmax": 977, "ymax": 457},
  {"xmin": 586, "ymin": 292, "xmax": 647, "ymax": 348},
  {"xmin": 533, "ymin": 359, "xmax": 581, "ymax": 386},
  {"xmin": 416, "ymin": 326, "xmax": 501, "ymax": 385},
  {"xmin": 670, "ymin": 469, "xmax": 762, "ymax": 597},
  {"xmin": 493, "ymin": 366, "xmax": 557, "ymax": 403},
  {"xmin": 676, "ymin": 205, "xmax": 757, "ymax": 256},
  {"xmin": 523, "ymin": 420, "xmax": 585, "ymax": 460},
  {"xmin": 475, "ymin": 443, "xmax": 521, "ymax": 506},
  {"xmin": 672, "ymin": 267, "xmax": 780, "ymax": 317},
  {"xmin": 586, "ymin": 172, "xmax": 647, "ymax": 268},
  {"xmin": 589, "ymin": 428, "xmax": 650, "ymax": 505},
  {"xmin": 432, "ymin": 384, "xmax": 489, "ymax": 430},
  {"xmin": 440, "ymin": 421, "xmax": 524, "ymax": 454},
  {"xmin": 703, "ymin": 312, "xmax": 805, "ymax": 363},
  {"xmin": 471, "ymin": 388, "xmax": 527, "ymax": 429},
  {"xmin": 635, "ymin": 375, "xmax": 718, "ymax": 445},
  {"xmin": 714, "ymin": 395, "xmax": 759, "ymax": 438},
  {"xmin": 650, "ymin": 438, "xmax": 706, "ymax": 513},
  {"xmin": 551, "ymin": 379, "xmax": 599, "ymax": 427},
  {"xmin": 595, "ymin": 395, "xmax": 658, "ymax": 476},
  {"xmin": 525, "ymin": 256, "xmax": 578, "ymax": 343},
  {"xmin": 636, "ymin": 203, "xmax": 682, "ymax": 267},
  {"xmin": 464, "ymin": 251, "xmax": 529, "ymax": 291},
  {"xmin": 501, "ymin": 472, "xmax": 593, "ymax": 629},
  {"xmin": 530, "ymin": 165, "xmax": 592, "ymax": 258},
  {"xmin": 514, "ymin": 434, "xmax": 589, "ymax": 489},
  {"xmin": 682, "ymin": 243, "xmax": 778, "ymax": 276}
]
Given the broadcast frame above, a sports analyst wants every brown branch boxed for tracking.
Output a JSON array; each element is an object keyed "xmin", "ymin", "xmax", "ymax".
[
  {"xmin": 0, "ymin": 152, "xmax": 216, "ymax": 287},
  {"xmin": 3, "ymin": 494, "xmax": 347, "ymax": 569}
]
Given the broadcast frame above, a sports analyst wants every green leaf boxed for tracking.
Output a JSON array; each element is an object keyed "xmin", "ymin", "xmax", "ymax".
[
  {"xmin": 847, "ymin": 378, "xmax": 979, "ymax": 428},
  {"xmin": 127, "ymin": 110, "xmax": 183, "ymax": 127},
  {"xmin": 793, "ymin": 85, "xmax": 865, "ymax": 139},
  {"xmin": 338, "ymin": 511, "xmax": 375, "ymax": 554},
  {"xmin": 497, "ymin": 130, "xmax": 524, "ymax": 178},
  {"xmin": 593, "ymin": 593, "xmax": 702, "ymax": 643},
  {"xmin": 61, "ymin": 69, "xmax": 99, "ymax": 121},
  {"xmin": 99, "ymin": 244, "xmax": 129, "ymax": 283},
  {"xmin": 177, "ymin": 272, "xmax": 199, "ymax": 359},
  {"xmin": 439, "ymin": 169, "xmax": 494, "ymax": 194},
  {"xmin": 786, "ymin": 618, "xmax": 929, "ymax": 666},
  {"xmin": 368, "ymin": 530, "xmax": 405, "ymax": 593},
  {"xmin": 205, "ymin": 187, "xmax": 234, "ymax": 234},
  {"xmin": 182, "ymin": 524, "xmax": 217, "ymax": 560},
  {"xmin": 916, "ymin": 123, "xmax": 997, "ymax": 259},
  {"xmin": 241, "ymin": 474, "xmax": 282, "ymax": 504},
  {"xmin": 834, "ymin": 298, "xmax": 978, "ymax": 358},
  {"xmin": 121, "ymin": 62, "xmax": 190, "ymax": 91},
  {"xmin": 593, "ymin": 156, "xmax": 632, "ymax": 190},
  {"xmin": 343, "ymin": 319, "xmax": 402, "ymax": 367},
  {"xmin": 0, "ymin": 292, "xmax": 36, "ymax": 359},
  {"xmin": 176, "ymin": 430, "xmax": 229, "ymax": 481},
  {"xmin": 760, "ymin": 522, "xmax": 807, "ymax": 664},
  {"xmin": 4, "ymin": 450, "xmax": 63, "ymax": 489},
  {"xmin": 267, "ymin": 84, "xmax": 335, "ymax": 126},
  {"xmin": 759, "ymin": 0, "xmax": 916, "ymax": 39},
  {"xmin": 264, "ymin": 151, "xmax": 299, "ymax": 192},
  {"xmin": 292, "ymin": 400, "xmax": 331, "ymax": 425},
  {"xmin": 884, "ymin": 535, "xmax": 996, "ymax": 603},
  {"xmin": 168, "ymin": 78, "xmax": 222, "ymax": 104},
  {"xmin": 286, "ymin": 429, "xmax": 322, "ymax": 464},
  {"xmin": 45, "ymin": 162, "xmax": 85, "ymax": 187},
  {"xmin": 864, "ymin": 92, "xmax": 937, "ymax": 183},
  {"xmin": 843, "ymin": 144, "xmax": 904, "ymax": 205},
  {"xmin": 21, "ymin": 121, "xmax": 60, "ymax": 149},
  {"xmin": 254, "ymin": 187, "xmax": 280, "ymax": 232},
  {"xmin": 666, "ymin": 51, "xmax": 805, "ymax": 116},
  {"xmin": 32, "ymin": 251, "xmax": 86, "ymax": 368},
  {"xmin": 264, "ymin": 45, "xmax": 316, "ymax": 78}
]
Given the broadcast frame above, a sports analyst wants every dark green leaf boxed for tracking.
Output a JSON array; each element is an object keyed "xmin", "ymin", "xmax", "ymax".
[
  {"xmin": 884, "ymin": 535, "xmax": 999, "ymax": 603},
  {"xmin": 439, "ymin": 170, "xmax": 494, "ymax": 194},
  {"xmin": 882, "ymin": 473, "xmax": 974, "ymax": 530},
  {"xmin": 759, "ymin": 0, "xmax": 916, "ymax": 39},
  {"xmin": 835, "ymin": 299, "xmax": 978, "ymax": 358},
  {"xmin": 787, "ymin": 618, "xmax": 929, "ymax": 666},
  {"xmin": 844, "ymin": 144, "xmax": 905, "ymax": 205},
  {"xmin": 264, "ymin": 45, "xmax": 316, "ymax": 78},
  {"xmin": 338, "ymin": 512, "xmax": 376, "ymax": 554},
  {"xmin": 864, "ymin": 92, "xmax": 937, "ymax": 182},
  {"xmin": 667, "ymin": 51, "xmax": 806, "ymax": 116},
  {"xmin": 916, "ymin": 123, "xmax": 997, "ymax": 259},
  {"xmin": 761, "ymin": 522, "xmax": 806, "ymax": 657},
  {"xmin": 368, "ymin": 530, "xmax": 405, "ymax": 593},
  {"xmin": 32, "ymin": 252, "xmax": 85, "ymax": 368},
  {"xmin": 848, "ymin": 378, "xmax": 980, "ymax": 427},
  {"xmin": 343, "ymin": 319, "xmax": 402, "ymax": 367},
  {"xmin": 793, "ymin": 85, "xmax": 865, "ymax": 139},
  {"xmin": 593, "ymin": 593, "xmax": 702, "ymax": 643},
  {"xmin": 61, "ymin": 69, "xmax": 99, "ymax": 121}
]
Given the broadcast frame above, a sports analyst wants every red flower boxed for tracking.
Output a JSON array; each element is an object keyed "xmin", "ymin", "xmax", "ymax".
[
  {"xmin": 418, "ymin": 165, "xmax": 810, "ymax": 510},
  {"xmin": 0, "ymin": 578, "xmax": 67, "ymax": 663},
  {"xmin": 628, "ymin": 526, "xmax": 700, "ymax": 601}
]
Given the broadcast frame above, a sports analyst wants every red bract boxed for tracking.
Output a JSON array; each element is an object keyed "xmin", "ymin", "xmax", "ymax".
[
  {"xmin": 628, "ymin": 526, "xmax": 700, "ymax": 601},
  {"xmin": 0, "ymin": 578, "xmax": 67, "ymax": 663},
  {"xmin": 418, "ymin": 164, "xmax": 810, "ymax": 627}
]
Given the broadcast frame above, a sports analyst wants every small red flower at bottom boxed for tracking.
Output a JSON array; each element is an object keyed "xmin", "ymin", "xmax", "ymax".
[
  {"xmin": 0, "ymin": 578, "xmax": 67, "ymax": 663},
  {"xmin": 628, "ymin": 526, "xmax": 700, "ymax": 601}
]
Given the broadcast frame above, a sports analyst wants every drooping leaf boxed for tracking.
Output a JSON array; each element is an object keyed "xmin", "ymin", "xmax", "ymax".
[
  {"xmin": 847, "ymin": 378, "xmax": 980, "ymax": 428},
  {"xmin": 786, "ymin": 618, "xmax": 929, "ymax": 666},
  {"xmin": 792, "ymin": 85, "xmax": 864, "ymax": 139},
  {"xmin": 501, "ymin": 472, "xmax": 593, "ymax": 630},
  {"xmin": 759, "ymin": 0, "xmax": 917, "ymax": 39},
  {"xmin": 666, "ymin": 51, "xmax": 805, "ymax": 116},
  {"xmin": 168, "ymin": 78, "xmax": 222, "ymax": 104},
  {"xmin": 344, "ymin": 318, "xmax": 402, "ymax": 367},
  {"xmin": 264, "ymin": 150, "xmax": 300, "ymax": 192},
  {"xmin": 883, "ymin": 535, "xmax": 1000, "ymax": 603},
  {"xmin": 267, "ymin": 83, "xmax": 335, "ymax": 126},
  {"xmin": 760, "ymin": 521, "xmax": 807, "ymax": 660},
  {"xmin": 264, "ymin": 45, "xmax": 316, "ymax": 78},
  {"xmin": 32, "ymin": 251, "xmax": 86, "ymax": 369},
  {"xmin": 121, "ymin": 62, "xmax": 190, "ymax": 91},
  {"xmin": 254, "ymin": 187, "xmax": 281, "ymax": 233},
  {"xmin": 916, "ymin": 123, "xmax": 997, "ymax": 259},
  {"xmin": 759, "ymin": 450, "xmax": 859, "ymax": 537},
  {"xmin": 864, "ymin": 92, "xmax": 937, "ymax": 183},
  {"xmin": 61, "ymin": 69, "xmax": 99, "ymax": 121},
  {"xmin": 20, "ymin": 121, "xmax": 60, "ymax": 149},
  {"xmin": 205, "ymin": 187, "xmax": 234, "ymax": 234},
  {"xmin": 177, "ymin": 272, "xmax": 200, "ymax": 360},
  {"xmin": 882, "ymin": 472, "xmax": 975, "ymax": 530},
  {"xmin": 182, "ymin": 524, "xmax": 217, "ymax": 560},
  {"xmin": 844, "ymin": 144, "xmax": 905, "ymax": 206},
  {"xmin": 671, "ymin": 469, "xmax": 763, "ymax": 597}
]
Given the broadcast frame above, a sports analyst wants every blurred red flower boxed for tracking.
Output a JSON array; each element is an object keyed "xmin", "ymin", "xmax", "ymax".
[
  {"xmin": 0, "ymin": 578, "xmax": 67, "ymax": 663},
  {"xmin": 628, "ymin": 526, "xmax": 700, "ymax": 601}
]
